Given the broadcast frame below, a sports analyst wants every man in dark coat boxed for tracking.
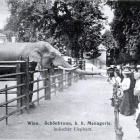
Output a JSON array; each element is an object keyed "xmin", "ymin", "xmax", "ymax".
[{"xmin": 130, "ymin": 65, "xmax": 137, "ymax": 108}]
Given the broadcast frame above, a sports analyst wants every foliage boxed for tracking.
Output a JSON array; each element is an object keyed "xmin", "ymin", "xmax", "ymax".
[
  {"xmin": 4, "ymin": 0, "xmax": 106, "ymax": 59},
  {"xmin": 4, "ymin": 0, "xmax": 51, "ymax": 42},
  {"xmin": 102, "ymin": 30, "xmax": 118, "ymax": 65},
  {"xmin": 102, "ymin": 30, "xmax": 117, "ymax": 49},
  {"xmin": 50, "ymin": 0, "xmax": 106, "ymax": 58},
  {"xmin": 107, "ymin": 1, "xmax": 140, "ymax": 64}
]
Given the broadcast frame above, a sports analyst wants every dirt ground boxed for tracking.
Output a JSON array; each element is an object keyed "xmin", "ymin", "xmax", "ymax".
[{"xmin": 0, "ymin": 75, "xmax": 139, "ymax": 140}]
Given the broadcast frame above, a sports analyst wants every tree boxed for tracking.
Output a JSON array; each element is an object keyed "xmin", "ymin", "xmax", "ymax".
[
  {"xmin": 49, "ymin": 0, "xmax": 106, "ymax": 58},
  {"xmin": 102, "ymin": 30, "xmax": 118, "ymax": 65},
  {"xmin": 5, "ymin": 0, "xmax": 52, "ymax": 42},
  {"xmin": 107, "ymin": 1, "xmax": 140, "ymax": 64},
  {"xmin": 5, "ymin": 0, "xmax": 106, "ymax": 59}
]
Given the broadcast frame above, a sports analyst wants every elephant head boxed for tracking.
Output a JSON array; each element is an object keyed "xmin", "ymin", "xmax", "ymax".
[{"xmin": 28, "ymin": 41, "xmax": 100, "ymax": 75}]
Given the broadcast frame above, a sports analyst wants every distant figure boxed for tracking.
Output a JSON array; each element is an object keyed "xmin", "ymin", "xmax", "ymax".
[
  {"xmin": 110, "ymin": 69, "xmax": 121, "ymax": 107},
  {"xmin": 134, "ymin": 65, "xmax": 140, "ymax": 108},
  {"xmin": 130, "ymin": 65, "xmax": 137, "ymax": 109},
  {"xmin": 107, "ymin": 67, "xmax": 114, "ymax": 83}
]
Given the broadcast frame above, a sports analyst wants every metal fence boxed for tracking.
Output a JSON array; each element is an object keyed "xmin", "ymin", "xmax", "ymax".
[{"xmin": 0, "ymin": 58, "xmax": 81, "ymax": 125}]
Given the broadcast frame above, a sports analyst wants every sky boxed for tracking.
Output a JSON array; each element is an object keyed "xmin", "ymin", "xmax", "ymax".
[
  {"xmin": 101, "ymin": 4, "xmax": 114, "ymax": 34},
  {"xmin": 0, "ymin": 0, "xmax": 10, "ymax": 29},
  {"xmin": 0, "ymin": 0, "xmax": 114, "ymax": 32}
]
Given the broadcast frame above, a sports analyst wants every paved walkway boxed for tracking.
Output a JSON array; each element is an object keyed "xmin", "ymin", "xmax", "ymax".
[{"xmin": 0, "ymin": 75, "xmax": 139, "ymax": 140}]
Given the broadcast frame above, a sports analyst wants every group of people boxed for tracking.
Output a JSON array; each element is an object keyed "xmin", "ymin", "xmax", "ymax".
[
  {"xmin": 108, "ymin": 64, "xmax": 140, "ymax": 131},
  {"xmin": 108, "ymin": 64, "xmax": 139, "ymax": 116}
]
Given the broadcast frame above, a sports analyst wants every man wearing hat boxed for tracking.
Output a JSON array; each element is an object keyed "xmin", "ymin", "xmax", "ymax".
[
  {"xmin": 119, "ymin": 66, "xmax": 135, "ymax": 116},
  {"xmin": 107, "ymin": 67, "xmax": 114, "ymax": 82},
  {"xmin": 130, "ymin": 65, "xmax": 138, "ymax": 109}
]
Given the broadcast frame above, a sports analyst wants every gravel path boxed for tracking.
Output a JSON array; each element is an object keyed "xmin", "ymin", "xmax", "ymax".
[{"xmin": 0, "ymin": 75, "xmax": 139, "ymax": 140}]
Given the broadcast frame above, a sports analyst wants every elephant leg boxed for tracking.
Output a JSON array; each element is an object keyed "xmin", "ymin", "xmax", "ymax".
[
  {"xmin": 29, "ymin": 80, "xmax": 34, "ymax": 102},
  {"xmin": 29, "ymin": 73, "xmax": 35, "ymax": 108}
]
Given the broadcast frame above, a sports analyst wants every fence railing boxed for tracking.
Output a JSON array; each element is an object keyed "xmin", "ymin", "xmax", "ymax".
[{"xmin": 0, "ymin": 58, "xmax": 82, "ymax": 125}]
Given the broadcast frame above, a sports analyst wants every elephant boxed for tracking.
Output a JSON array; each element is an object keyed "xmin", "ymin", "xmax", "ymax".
[{"xmin": 0, "ymin": 41, "xmax": 100, "ymax": 105}]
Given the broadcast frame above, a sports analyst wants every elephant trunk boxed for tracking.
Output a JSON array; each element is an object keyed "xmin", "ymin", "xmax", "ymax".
[
  {"xmin": 73, "ymin": 69, "xmax": 101, "ymax": 75},
  {"xmin": 55, "ymin": 57, "xmax": 101, "ymax": 75}
]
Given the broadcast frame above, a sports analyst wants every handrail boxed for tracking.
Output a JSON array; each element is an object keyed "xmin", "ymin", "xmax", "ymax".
[
  {"xmin": 0, "ymin": 58, "xmax": 82, "ymax": 125},
  {"xmin": 0, "ymin": 72, "xmax": 25, "ymax": 78}
]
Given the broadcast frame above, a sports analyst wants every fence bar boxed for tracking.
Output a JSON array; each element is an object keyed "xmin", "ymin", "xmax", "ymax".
[
  {"xmin": 0, "ymin": 106, "xmax": 26, "ymax": 122},
  {"xmin": 31, "ymin": 96, "xmax": 45, "ymax": 104},
  {"xmin": 0, "ymin": 83, "xmax": 25, "ymax": 93},
  {"xmin": 30, "ymin": 86, "xmax": 48, "ymax": 94},
  {"xmin": 0, "ymin": 61, "xmax": 26, "ymax": 63},
  {"xmin": 0, "ymin": 94, "xmax": 26, "ymax": 107},
  {"xmin": 5, "ymin": 85, "xmax": 8, "ymax": 125},
  {"xmin": 0, "ymin": 91, "xmax": 17, "ymax": 94},
  {"xmin": 0, "ymin": 65, "xmax": 17, "ymax": 68},
  {"xmin": 0, "ymin": 105, "xmax": 17, "ymax": 107},
  {"xmin": 0, "ymin": 72, "xmax": 25, "ymax": 78},
  {"xmin": 0, "ymin": 78, "xmax": 17, "ymax": 81}
]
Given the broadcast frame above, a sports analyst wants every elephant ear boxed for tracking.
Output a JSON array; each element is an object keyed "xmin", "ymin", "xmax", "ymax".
[{"xmin": 29, "ymin": 48, "xmax": 42, "ymax": 63}]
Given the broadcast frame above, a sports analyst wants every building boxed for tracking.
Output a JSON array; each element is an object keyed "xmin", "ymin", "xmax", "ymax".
[
  {"xmin": 95, "ymin": 44, "xmax": 107, "ymax": 69},
  {"xmin": 0, "ymin": 33, "xmax": 7, "ymax": 43},
  {"xmin": 84, "ymin": 44, "xmax": 107, "ymax": 70}
]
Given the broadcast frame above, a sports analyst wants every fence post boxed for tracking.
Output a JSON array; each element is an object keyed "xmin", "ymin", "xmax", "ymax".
[
  {"xmin": 25, "ymin": 57, "xmax": 30, "ymax": 113},
  {"xmin": 16, "ymin": 63, "xmax": 22, "ymax": 115},
  {"xmin": 83, "ymin": 59, "xmax": 85, "ymax": 70},
  {"xmin": 82, "ymin": 59, "xmax": 86, "ymax": 80},
  {"xmin": 114, "ymin": 94, "xmax": 123, "ymax": 140},
  {"xmin": 44, "ymin": 69, "xmax": 51, "ymax": 100},
  {"xmin": 116, "ymin": 126, "xmax": 124, "ymax": 140},
  {"xmin": 67, "ymin": 58, "xmax": 72, "ymax": 86},
  {"xmin": 58, "ymin": 69, "xmax": 64, "ymax": 92},
  {"xmin": 65, "ymin": 70, "xmax": 67, "ymax": 88},
  {"xmin": 37, "ymin": 78, "xmax": 39, "ymax": 106},
  {"xmin": 5, "ymin": 85, "xmax": 8, "ymax": 125},
  {"xmin": 79, "ymin": 59, "xmax": 83, "ymax": 79},
  {"xmin": 19, "ymin": 56, "xmax": 25, "ymax": 110},
  {"xmin": 69, "ymin": 71, "xmax": 72, "ymax": 86}
]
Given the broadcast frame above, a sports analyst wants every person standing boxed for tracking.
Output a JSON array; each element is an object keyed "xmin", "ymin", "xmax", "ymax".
[
  {"xmin": 134, "ymin": 65, "xmax": 140, "ymax": 107},
  {"xmin": 130, "ymin": 65, "xmax": 137, "ymax": 109},
  {"xmin": 110, "ymin": 69, "xmax": 121, "ymax": 85},
  {"xmin": 107, "ymin": 67, "xmax": 114, "ymax": 83},
  {"xmin": 110, "ymin": 69, "xmax": 121, "ymax": 107},
  {"xmin": 134, "ymin": 66, "xmax": 140, "ymax": 139},
  {"xmin": 119, "ymin": 67, "xmax": 135, "ymax": 116}
]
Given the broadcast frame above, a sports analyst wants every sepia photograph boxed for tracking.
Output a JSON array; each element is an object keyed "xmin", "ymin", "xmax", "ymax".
[{"xmin": 0, "ymin": 0, "xmax": 140, "ymax": 139}]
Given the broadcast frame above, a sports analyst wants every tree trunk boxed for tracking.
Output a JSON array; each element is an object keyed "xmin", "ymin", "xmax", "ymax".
[
  {"xmin": 66, "ymin": 46, "xmax": 72, "ymax": 56},
  {"xmin": 67, "ymin": 34, "xmax": 79, "ymax": 58}
]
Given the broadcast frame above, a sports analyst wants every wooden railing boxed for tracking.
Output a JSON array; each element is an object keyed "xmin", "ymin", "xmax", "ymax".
[{"xmin": 0, "ymin": 58, "xmax": 80, "ymax": 125}]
